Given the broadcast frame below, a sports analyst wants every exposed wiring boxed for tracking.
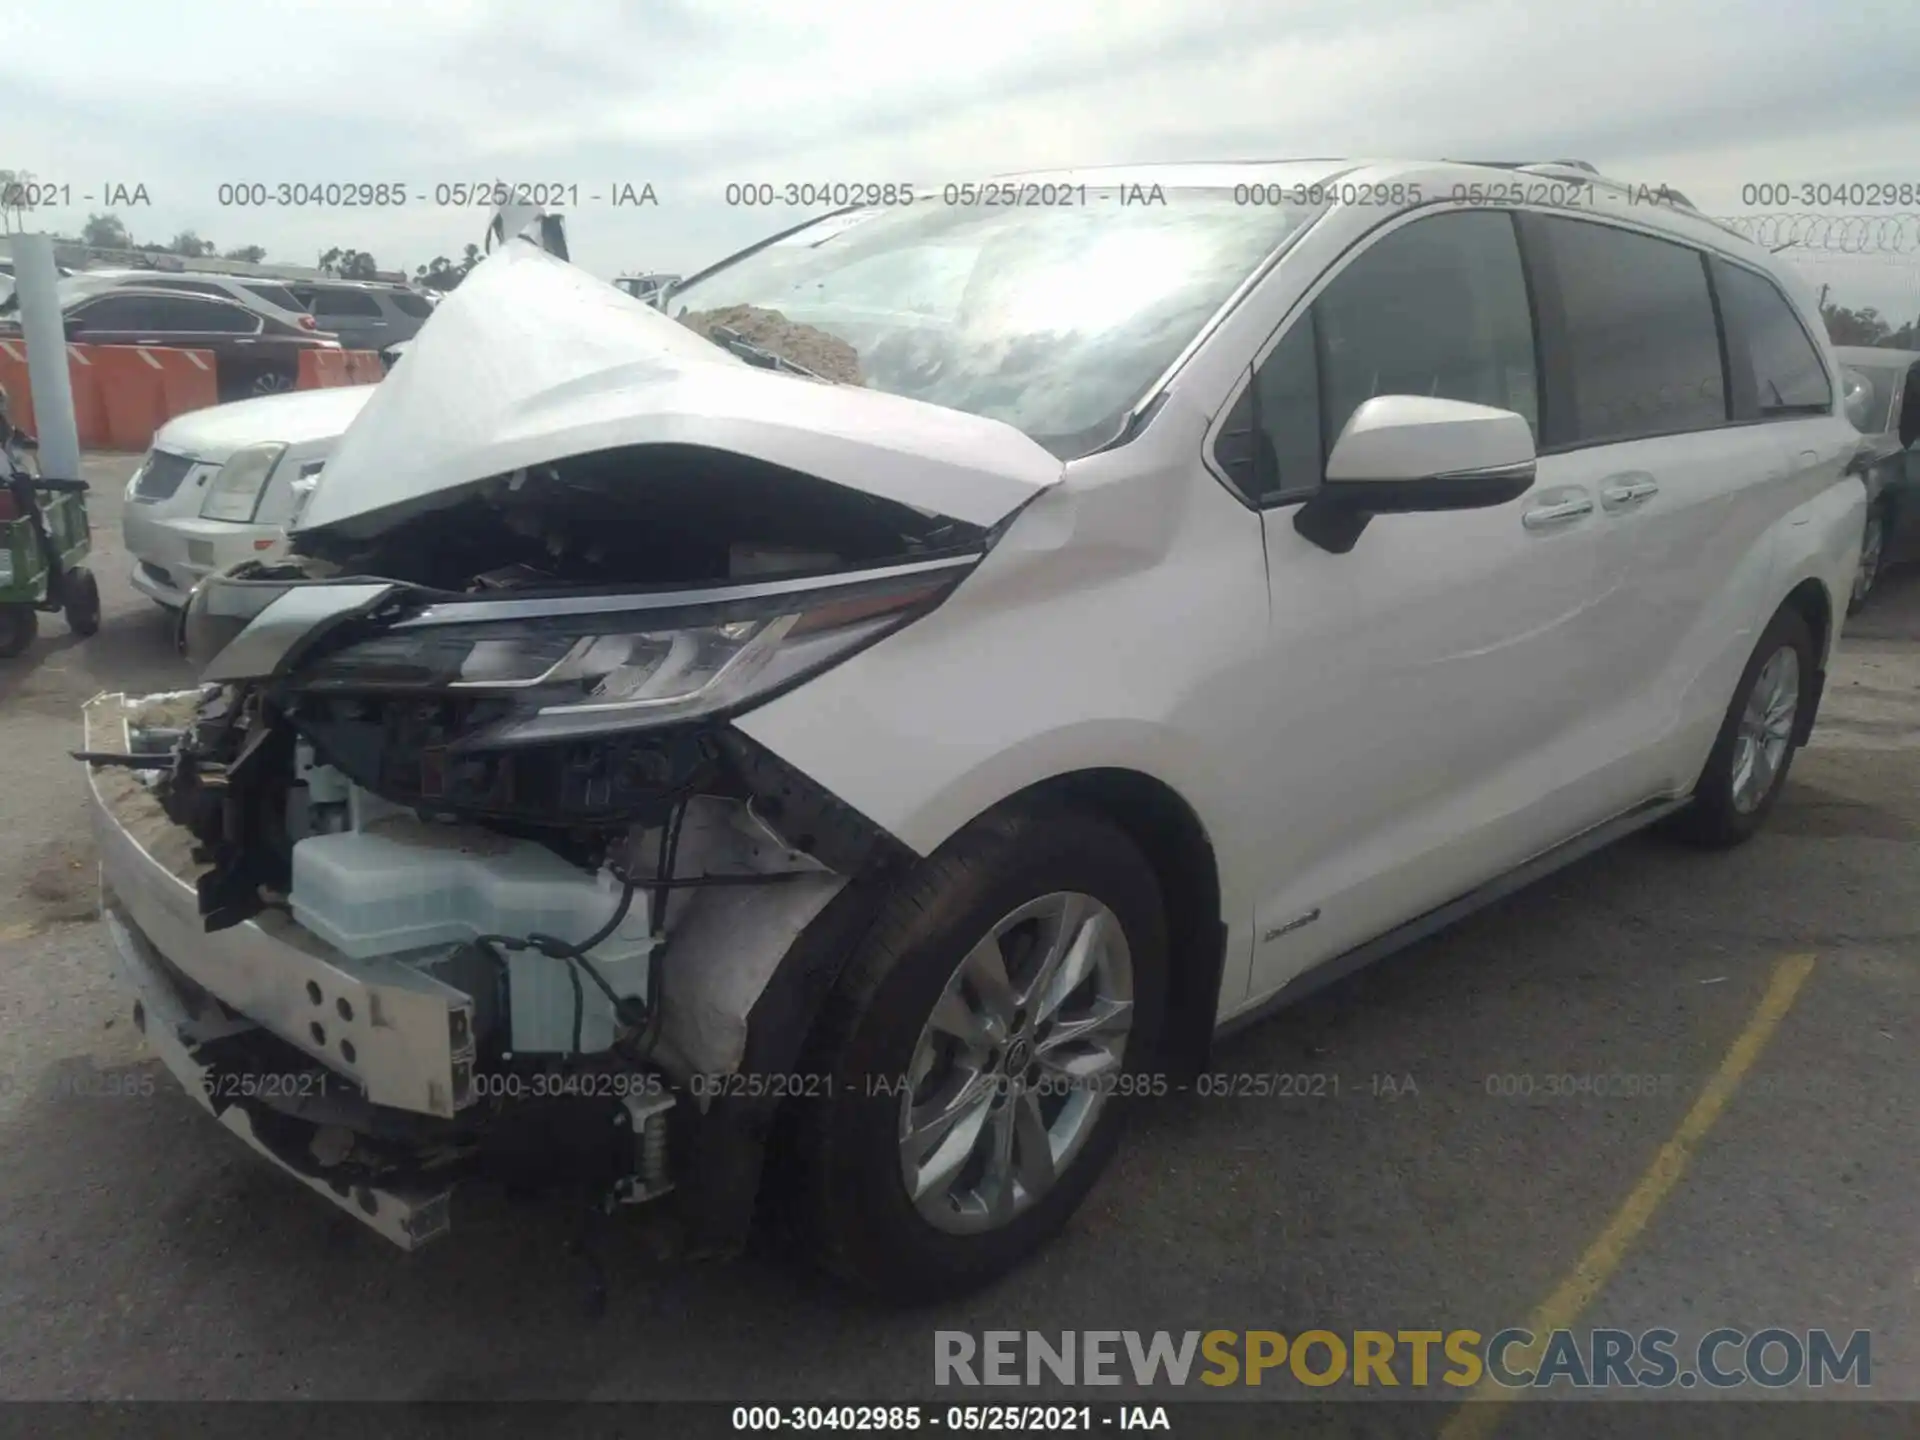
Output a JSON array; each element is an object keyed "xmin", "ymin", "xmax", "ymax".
[
  {"xmin": 474, "ymin": 802, "xmax": 818, "ymax": 1063},
  {"xmin": 565, "ymin": 949, "xmax": 586, "ymax": 1055},
  {"xmin": 653, "ymin": 798, "xmax": 686, "ymax": 942},
  {"xmin": 480, "ymin": 870, "xmax": 647, "ymax": 1032}
]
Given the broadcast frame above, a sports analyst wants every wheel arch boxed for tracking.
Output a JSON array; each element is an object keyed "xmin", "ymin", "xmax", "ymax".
[
  {"xmin": 1005, "ymin": 766, "xmax": 1227, "ymax": 1080},
  {"xmin": 1780, "ymin": 576, "xmax": 1832, "ymax": 746}
]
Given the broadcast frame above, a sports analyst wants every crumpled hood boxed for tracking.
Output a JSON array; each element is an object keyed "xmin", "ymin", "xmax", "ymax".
[{"xmin": 293, "ymin": 240, "xmax": 1065, "ymax": 537}]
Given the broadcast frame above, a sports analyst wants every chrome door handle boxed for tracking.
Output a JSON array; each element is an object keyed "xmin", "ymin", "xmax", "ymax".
[
  {"xmin": 1522, "ymin": 494, "xmax": 1594, "ymax": 529},
  {"xmin": 1600, "ymin": 473, "xmax": 1659, "ymax": 509}
]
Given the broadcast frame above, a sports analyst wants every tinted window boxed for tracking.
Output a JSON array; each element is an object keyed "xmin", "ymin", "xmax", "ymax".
[
  {"xmin": 1252, "ymin": 313, "xmax": 1326, "ymax": 501},
  {"xmin": 1711, "ymin": 260, "xmax": 1830, "ymax": 417},
  {"xmin": 156, "ymin": 297, "xmax": 256, "ymax": 332},
  {"xmin": 1215, "ymin": 210, "xmax": 1536, "ymax": 505},
  {"xmin": 390, "ymin": 291, "xmax": 434, "ymax": 318},
  {"xmin": 244, "ymin": 283, "xmax": 302, "ymax": 311},
  {"xmin": 69, "ymin": 294, "xmax": 164, "ymax": 328},
  {"xmin": 309, "ymin": 288, "xmax": 382, "ymax": 317},
  {"xmin": 1316, "ymin": 210, "xmax": 1538, "ymax": 445},
  {"xmin": 1538, "ymin": 217, "xmax": 1725, "ymax": 443}
]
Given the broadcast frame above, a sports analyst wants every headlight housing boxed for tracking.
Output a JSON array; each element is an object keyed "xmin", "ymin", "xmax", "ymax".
[
  {"xmin": 200, "ymin": 443, "xmax": 287, "ymax": 523},
  {"xmin": 290, "ymin": 558, "xmax": 973, "ymax": 745}
]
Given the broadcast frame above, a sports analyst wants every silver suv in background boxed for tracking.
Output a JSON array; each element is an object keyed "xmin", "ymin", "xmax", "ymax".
[
  {"xmin": 285, "ymin": 280, "xmax": 436, "ymax": 352},
  {"xmin": 1833, "ymin": 345, "xmax": 1920, "ymax": 609}
]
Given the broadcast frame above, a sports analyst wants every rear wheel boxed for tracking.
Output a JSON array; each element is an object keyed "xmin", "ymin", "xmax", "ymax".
[
  {"xmin": 1848, "ymin": 500, "xmax": 1888, "ymax": 614},
  {"xmin": 787, "ymin": 804, "xmax": 1167, "ymax": 1301},
  {"xmin": 249, "ymin": 368, "xmax": 296, "ymax": 397},
  {"xmin": 62, "ymin": 565, "xmax": 100, "ymax": 637},
  {"xmin": 0, "ymin": 604, "xmax": 37, "ymax": 658},
  {"xmin": 1668, "ymin": 605, "xmax": 1813, "ymax": 847}
]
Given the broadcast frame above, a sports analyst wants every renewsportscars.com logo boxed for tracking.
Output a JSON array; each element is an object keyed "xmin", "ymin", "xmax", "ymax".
[{"xmin": 934, "ymin": 1328, "xmax": 1871, "ymax": 1391}]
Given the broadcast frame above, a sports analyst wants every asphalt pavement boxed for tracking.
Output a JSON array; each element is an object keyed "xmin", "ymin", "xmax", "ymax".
[{"xmin": 1, "ymin": 455, "xmax": 1915, "ymax": 1424}]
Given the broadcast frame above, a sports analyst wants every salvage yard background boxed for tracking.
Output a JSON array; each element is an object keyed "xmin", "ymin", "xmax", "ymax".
[{"xmin": 2, "ymin": 456, "xmax": 1916, "ymax": 1402}]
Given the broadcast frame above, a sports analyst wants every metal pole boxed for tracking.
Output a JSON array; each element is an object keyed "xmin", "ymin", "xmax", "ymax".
[{"xmin": 11, "ymin": 233, "xmax": 79, "ymax": 480}]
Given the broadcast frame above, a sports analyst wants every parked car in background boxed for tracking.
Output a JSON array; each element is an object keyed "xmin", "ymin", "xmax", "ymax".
[
  {"xmin": 1832, "ymin": 345, "xmax": 1920, "ymax": 609},
  {"xmin": 10, "ymin": 269, "xmax": 326, "ymax": 337},
  {"xmin": 121, "ymin": 384, "xmax": 377, "ymax": 608},
  {"xmin": 0, "ymin": 257, "xmax": 77, "ymax": 305},
  {"xmin": 0, "ymin": 287, "xmax": 342, "ymax": 401},
  {"xmin": 285, "ymin": 280, "xmax": 436, "ymax": 352}
]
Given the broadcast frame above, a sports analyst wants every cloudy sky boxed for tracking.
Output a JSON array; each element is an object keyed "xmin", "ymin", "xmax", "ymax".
[{"xmin": 5, "ymin": 0, "xmax": 1920, "ymax": 317}]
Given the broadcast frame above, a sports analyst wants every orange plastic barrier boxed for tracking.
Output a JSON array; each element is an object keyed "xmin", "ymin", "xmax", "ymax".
[
  {"xmin": 295, "ymin": 349, "xmax": 383, "ymax": 389},
  {"xmin": 297, "ymin": 350, "xmax": 351, "ymax": 388},
  {"xmin": 0, "ymin": 338, "xmax": 111, "ymax": 448},
  {"xmin": 152, "ymin": 347, "xmax": 219, "ymax": 426},
  {"xmin": 0, "ymin": 340, "xmax": 215, "ymax": 452},
  {"xmin": 90, "ymin": 345, "xmax": 219, "ymax": 452}
]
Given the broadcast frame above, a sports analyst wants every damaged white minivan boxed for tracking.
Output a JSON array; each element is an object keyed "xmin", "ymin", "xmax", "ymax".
[{"xmin": 81, "ymin": 161, "xmax": 1865, "ymax": 1300}]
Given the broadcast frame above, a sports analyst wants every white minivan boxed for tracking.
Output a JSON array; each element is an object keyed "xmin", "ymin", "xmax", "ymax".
[{"xmin": 82, "ymin": 160, "xmax": 1864, "ymax": 1300}]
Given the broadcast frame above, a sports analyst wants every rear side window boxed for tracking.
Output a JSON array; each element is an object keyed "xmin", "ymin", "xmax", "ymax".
[
  {"xmin": 1214, "ymin": 209, "xmax": 1537, "ymax": 505},
  {"xmin": 70, "ymin": 294, "xmax": 160, "ymax": 328},
  {"xmin": 309, "ymin": 288, "xmax": 382, "ymax": 317},
  {"xmin": 245, "ymin": 283, "xmax": 302, "ymax": 312},
  {"xmin": 157, "ymin": 297, "xmax": 256, "ymax": 332},
  {"xmin": 1710, "ymin": 260, "xmax": 1831, "ymax": 418},
  {"xmin": 1534, "ymin": 216, "xmax": 1725, "ymax": 444},
  {"xmin": 389, "ymin": 292, "xmax": 434, "ymax": 318}
]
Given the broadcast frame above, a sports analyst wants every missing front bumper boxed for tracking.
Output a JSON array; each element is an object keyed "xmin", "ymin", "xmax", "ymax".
[
  {"xmin": 103, "ymin": 901, "xmax": 457, "ymax": 1249},
  {"xmin": 79, "ymin": 689, "xmax": 873, "ymax": 1256},
  {"xmin": 84, "ymin": 691, "xmax": 479, "ymax": 1118}
]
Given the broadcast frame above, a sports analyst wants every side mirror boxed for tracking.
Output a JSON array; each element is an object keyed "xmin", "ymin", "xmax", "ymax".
[
  {"xmin": 1296, "ymin": 396, "xmax": 1538, "ymax": 554},
  {"xmin": 62, "ymin": 316, "xmax": 85, "ymax": 338},
  {"xmin": 1840, "ymin": 368, "xmax": 1876, "ymax": 433}
]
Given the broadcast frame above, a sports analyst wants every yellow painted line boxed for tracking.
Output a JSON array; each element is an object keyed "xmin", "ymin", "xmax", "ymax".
[{"xmin": 1439, "ymin": 950, "xmax": 1818, "ymax": 1440}]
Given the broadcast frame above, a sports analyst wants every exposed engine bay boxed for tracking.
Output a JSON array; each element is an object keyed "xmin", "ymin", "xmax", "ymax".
[
  {"xmin": 141, "ymin": 442, "xmax": 980, "ymax": 1041},
  {"xmin": 79, "ymin": 439, "xmax": 990, "ymax": 1253}
]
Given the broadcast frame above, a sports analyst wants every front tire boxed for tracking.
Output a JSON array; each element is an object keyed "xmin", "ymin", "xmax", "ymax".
[
  {"xmin": 62, "ymin": 565, "xmax": 101, "ymax": 637},
  {"xmin": 1668, "ymin": 605, "xmax": 1813, "ymax": 848},
  {"xmin": 789, "ymin": 804, "xmax": 1167, "ymax": 1301},
  {"xmin": 249, "ymin": 368, "xmax": 296, "ymax": 397}
]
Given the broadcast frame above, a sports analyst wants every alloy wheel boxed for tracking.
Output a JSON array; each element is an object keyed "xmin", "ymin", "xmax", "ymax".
[
  {"xmin": 1730, "ymin": 645, "xmax": 1799, "ymax": 813},
  {"xmin": 898, "ymin": 891, "xmax": 1133, "ymax": 1235}
]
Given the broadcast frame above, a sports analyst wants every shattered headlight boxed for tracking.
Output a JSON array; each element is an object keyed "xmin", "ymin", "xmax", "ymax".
[
  {"xmin": 200, "ymin": 443, "xmax": 286, "ymax": 523},
  {"xmin": 291, "ymin": 559, "xmax": 970, "ymax": 743}
]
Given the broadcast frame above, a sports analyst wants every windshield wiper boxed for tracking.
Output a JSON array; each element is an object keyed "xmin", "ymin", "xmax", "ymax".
[{"xmin": 707, "ymin": 325, "xmax": 833, "ymax": 383}]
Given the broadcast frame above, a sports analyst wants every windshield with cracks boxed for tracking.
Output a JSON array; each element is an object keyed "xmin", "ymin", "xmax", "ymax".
[{"xmin": 667, "ymin": 190, "xmax": 1321, "ymax": 459}]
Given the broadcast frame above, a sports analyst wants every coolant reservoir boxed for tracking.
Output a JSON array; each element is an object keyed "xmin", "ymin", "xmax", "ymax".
[
  {"xmin": 290, "ymin": 817, "xmax": 650, "ymax": 961},
  {"xmin": 289, "ymin": 818, "xmax": 655, "ymax": 1054}
]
